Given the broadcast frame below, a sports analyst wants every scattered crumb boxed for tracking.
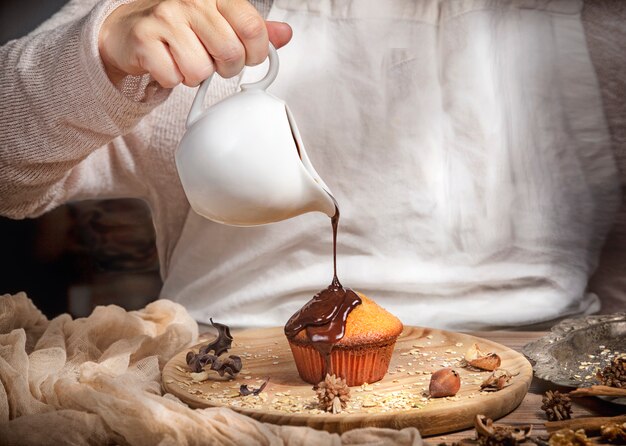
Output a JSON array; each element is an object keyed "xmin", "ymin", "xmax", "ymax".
[{"xmin": 190, "ymin": 371, "xmax": 210, "ymax": 382}]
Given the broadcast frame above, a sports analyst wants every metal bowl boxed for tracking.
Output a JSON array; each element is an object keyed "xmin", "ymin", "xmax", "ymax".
[{"xmin": 522, "ymin": 313, "xmax": 626, "ymax": 404}]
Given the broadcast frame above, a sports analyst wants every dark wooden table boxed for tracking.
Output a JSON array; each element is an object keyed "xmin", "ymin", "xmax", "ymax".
[{"xmin": 425, "ymin": 331, "xmax": 625, "ymax": 445}]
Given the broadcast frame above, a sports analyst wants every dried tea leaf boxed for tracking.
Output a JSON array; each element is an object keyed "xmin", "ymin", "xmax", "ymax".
[
  {"xmin": 200, "ymin": 318, "xmax": 234, "ymax": 357},
  {"xmin": 186, "ymin": 351, "xmax": 219, "ymax": 373},
  {"xmin": 239, "ymin": 378, "xmax": 269, "ymax": 396},
  {"xmin": 212, "ymin": 355, "xmax": 242, "ymax": 377},
  {"xmin": 185, "ymin": 320, "xmax": 241, "ymax": 376},
  {"xmin": 224, "ymin": 356, "xmax": 243, "ymax": 377},
  {"xmin": 188, "ymin": 354, "xmax": 242, "ymax": 377}
]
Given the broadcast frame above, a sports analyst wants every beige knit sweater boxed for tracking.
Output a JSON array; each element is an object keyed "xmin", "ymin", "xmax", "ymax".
[{"xmin": 0, "ymin": 0, "xmax": 264, "ymax": 274}]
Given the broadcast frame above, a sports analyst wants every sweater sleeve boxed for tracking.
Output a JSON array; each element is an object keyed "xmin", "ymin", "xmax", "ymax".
[{"xmin": 0, "ymin": 0, "xmax": 171, "ymax": 218}]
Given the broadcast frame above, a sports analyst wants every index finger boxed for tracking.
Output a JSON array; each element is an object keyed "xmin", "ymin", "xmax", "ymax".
[{"xmin": 217, "ymin": 0, "xmax": 268, "ymax": 66}]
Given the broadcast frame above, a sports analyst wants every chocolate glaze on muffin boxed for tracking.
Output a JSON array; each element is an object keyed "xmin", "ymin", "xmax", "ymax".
[
  {"xmin": 284, "ymin": 276, "xmax": 361, "ymax": 378},
  {"xmin": 287, "ymin": 292, "xmax": 403, "ymax": 385}
]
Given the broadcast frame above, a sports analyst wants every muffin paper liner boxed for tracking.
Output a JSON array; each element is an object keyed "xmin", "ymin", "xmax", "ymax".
[{"xmin": 288, "ymin": 340, "xmax": 397, "ymax": 386}]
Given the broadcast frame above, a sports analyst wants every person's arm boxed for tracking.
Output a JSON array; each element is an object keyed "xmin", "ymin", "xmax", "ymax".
[
  {"xmin": 0, "ymin": 0, "xmax": 171, "ymax": 218},
  {"xmin": 0, "ymin": 0, "xmax": 292, "ymax": 219}
]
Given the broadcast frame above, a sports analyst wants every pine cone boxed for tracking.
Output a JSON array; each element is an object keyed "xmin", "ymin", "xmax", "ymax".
[
  {"xmin": 601, "ymin": 423, "xmax": 626, "ymax": 445},
  {"xmin": 541, "ymin": 390, "xmax": 572, "ymax": 421},
  {"xmin": 315, "ymin": 374, "xmax": 350, "ymax": 414},
  {"xmin": 597, "ymin": 355, "xmax": 626, "ymax": 389}
]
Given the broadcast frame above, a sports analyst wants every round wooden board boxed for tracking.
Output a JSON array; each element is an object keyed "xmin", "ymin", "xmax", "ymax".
[{"xmin": 163, "ymin": 326, "xmax": 532, "ymax": 436}]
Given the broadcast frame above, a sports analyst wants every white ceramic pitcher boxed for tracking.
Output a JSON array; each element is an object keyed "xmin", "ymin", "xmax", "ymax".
[{"xmin": 175, "ymin": 45, "xmax": 336, "ymax": 226}]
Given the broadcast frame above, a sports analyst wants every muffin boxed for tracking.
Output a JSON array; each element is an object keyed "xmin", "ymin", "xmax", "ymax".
[{"xmin": 286, "ymin": 292, "xmax": 403, "ymax": 386}]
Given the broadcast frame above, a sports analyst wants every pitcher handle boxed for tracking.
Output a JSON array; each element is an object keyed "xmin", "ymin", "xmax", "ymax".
[{"xmin": 186, "ymin": 44, "xmax": 279, "ymax": 128}]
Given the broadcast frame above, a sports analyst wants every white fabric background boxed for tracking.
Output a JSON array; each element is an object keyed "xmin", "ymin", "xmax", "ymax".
[
  {"xmin": 162, "ymin": 0, "xmax": 620, "ymax": 330},
  {"xmin": 584, "ymin": 0, "xmax": 626, "ymax": 315}
]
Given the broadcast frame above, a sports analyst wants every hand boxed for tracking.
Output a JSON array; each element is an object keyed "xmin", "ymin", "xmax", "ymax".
[{"xmin": 98, "ymin": 0, "xmax": 292, "ymax": 88}]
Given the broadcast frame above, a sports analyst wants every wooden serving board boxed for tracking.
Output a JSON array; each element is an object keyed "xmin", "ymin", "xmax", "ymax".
[{"xmin": 162, "ymin": 326, "xmax": 532, "ymax": 436}]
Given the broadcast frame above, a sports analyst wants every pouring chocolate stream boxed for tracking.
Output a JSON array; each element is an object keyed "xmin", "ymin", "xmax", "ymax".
[{"xmin": 284, "ymin": 203, "xmax": 362, "ymax": 380}]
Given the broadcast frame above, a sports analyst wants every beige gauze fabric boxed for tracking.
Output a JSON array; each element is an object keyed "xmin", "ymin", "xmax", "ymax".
[{"xmin": 0, "ymin": 293, "xmax": 422, "ymax": 446}]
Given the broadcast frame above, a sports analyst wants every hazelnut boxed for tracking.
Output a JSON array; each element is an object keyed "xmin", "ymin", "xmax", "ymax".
[{"xmin": 429, "ymin": 368, "xmax": 461, "ymax": 397}]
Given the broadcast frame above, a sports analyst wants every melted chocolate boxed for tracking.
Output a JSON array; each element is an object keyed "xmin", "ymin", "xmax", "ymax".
[{"xmin": 284, "ymin": 203, "xmax": 362, "ymax": 380}]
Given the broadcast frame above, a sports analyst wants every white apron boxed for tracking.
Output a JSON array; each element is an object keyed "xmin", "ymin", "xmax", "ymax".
[{"xmin": 161, "ymin": 0, "xmax": 619, "ymax": 329}]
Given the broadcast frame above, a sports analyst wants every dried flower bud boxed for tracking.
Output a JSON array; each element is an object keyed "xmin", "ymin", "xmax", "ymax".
[
  {"xmin": 429, "ymin": 368, "xmax": 461, "ymax": 397},
  {"xmin": 480, "ymin": 369, "xmax": 517, "ymax": 391}
]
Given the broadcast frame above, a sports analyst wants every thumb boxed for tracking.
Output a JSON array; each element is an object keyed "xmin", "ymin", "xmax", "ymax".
[{"xmin": 266, "ymin": 21, "xmax": 293, "ymax": 49}]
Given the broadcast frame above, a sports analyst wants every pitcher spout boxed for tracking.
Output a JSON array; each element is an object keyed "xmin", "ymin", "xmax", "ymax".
[
  {"xmin": 308, "ymin": 187, "xmax": 337, "ymax": 218},
  {"xmin": 285, "ymin": 105, "xmax": 337, "ymax": 218}
]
